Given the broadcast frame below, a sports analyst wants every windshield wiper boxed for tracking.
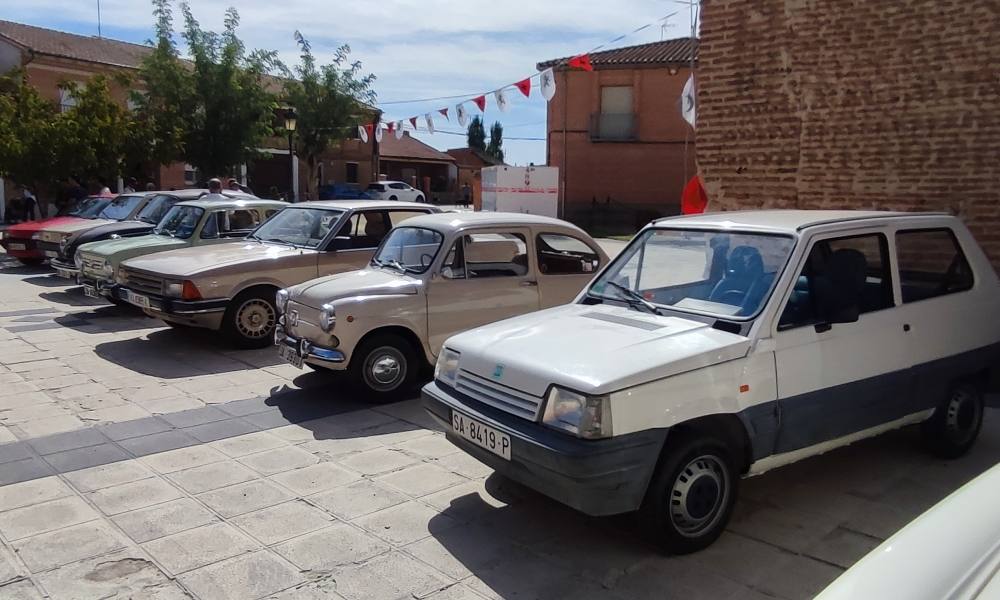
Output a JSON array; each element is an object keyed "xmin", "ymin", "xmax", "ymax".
[
  {"xmin": 381, "ymin": 258, "xmax": 416, "ymax": 274},
  {"xmin": 601, "ymin": 281, "xmax": 661, "ymax": 315},
  {"xmin": 262, "ymin": 237, "xmax": 293, "ymax": 246}
]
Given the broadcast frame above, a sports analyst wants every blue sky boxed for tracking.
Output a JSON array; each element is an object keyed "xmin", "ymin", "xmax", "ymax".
[{"xmin": 5, "ymin": 1, "xmax": 695, "ymax": 165}]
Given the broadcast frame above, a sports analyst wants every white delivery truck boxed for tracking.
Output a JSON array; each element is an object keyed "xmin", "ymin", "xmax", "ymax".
[{"xmin": 481, "ymin": 166, "xmax": 558, "ymax": 218}]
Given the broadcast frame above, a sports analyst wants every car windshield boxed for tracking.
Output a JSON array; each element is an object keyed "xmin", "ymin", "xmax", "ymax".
[
  {"xmin": 589, "ymin": 228, "xmax": 795, "ymax": 319},
  {"xmin": 136, "ymin": 195, "xmax": 180, "ymax": 224},
  {"xmin": 154, "ymin": 205, "xmax": 204, "ymax": 239},
  {"xmin": 96, "ymin": 195, "xmax": 145, "ymax": 221},
  {"xmin": 70, "ymin": 197, "xmax": 114, "ymax": 219},
  {"xmin": 248, "ymin": 207, "xmax": 343, "ymax": 248},
  {"xmin": 372, "ymin": 227, "xmax": 444, "ymax": 274}
]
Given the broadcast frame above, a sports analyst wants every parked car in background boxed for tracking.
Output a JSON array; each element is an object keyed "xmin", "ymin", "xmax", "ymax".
[
  {"xmin": 31, "ymin": 193, "xmax": 160, "ymax": 261},
  {"xmin": 115, "ymin": 200, "xmax": 438, "ymax": 347},
  {"xmin": 423, "ymin": 210, "xmax": 1000, "ymax": 554},
  {"xmin": 51, "ymin": 189, "xmax": 258, "ymax": 280},
  {"xmin": 817, "ymin": 462, "xmax": 1000, "ymax": 600},
  {"xmin": 365, "ymin": 181, "xmax": 425, "ymax": 203},
  {"xmin": 76, "ymin": 197, "xmax": 286, "ymax": 302},
  {"xmin": 276, "ymin": 212, "xmax": 609, "ymax": 399},
  {"xmin": 317, "ymin": 183, "xmax": 371, "ymax": 200},
  {"xmin": 0, "ymin": 195, "xmax": 115, "ymax": 265}
]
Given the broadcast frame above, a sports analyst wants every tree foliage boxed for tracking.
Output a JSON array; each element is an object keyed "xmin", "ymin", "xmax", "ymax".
[
  {"xmin": 486, "ymin": 121, "xmax": 504, "ymax": 163},
  {"xmin": 283, "ymin": 31, "xmax": 376, "ymax": 200},
  {"xmin": 467, "ymin": 115, "xmax": 486, "ymax": 152}
]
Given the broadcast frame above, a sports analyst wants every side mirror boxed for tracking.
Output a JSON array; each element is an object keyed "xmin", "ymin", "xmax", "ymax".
[{"xmin": 329, "ymin": 236, "xmax": 352, "ymax": 251}]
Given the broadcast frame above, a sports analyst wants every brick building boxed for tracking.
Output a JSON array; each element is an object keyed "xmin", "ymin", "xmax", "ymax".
[
  {"xmin": 696, "ymin": 1, "xmax": 1000, "ymax": 269},
  {"xmin": 377, "ymin": 132, "xmax": 457, "ymax": 200},
  {"xmin": 445, "ymin": 147, "xmax": 504, "ymax": 207},
  {"xmin": 538, "ymin": 38, "xmax": 698, "ymax": 234}
]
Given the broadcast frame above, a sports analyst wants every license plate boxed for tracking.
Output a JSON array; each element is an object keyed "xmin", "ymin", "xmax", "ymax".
[
  {"xmin": 55, "ymin": 267, "xmax": 76, "ymax": 279},
  {"xmin": 452, "ymin": 411, "xmax": 511, "ymax": 460},
  {"xmin": 278, "ymin": 344, "xmax": 303, "ymax": 368},
  {"xmin": 83, "ymin": 285, "xmax": 100, "ymax": 299},
  {"xmin": 44, "ymin": 250, "xmax": 59, "ymax": 258},
  {"xmin": 7, "ymin": 243, "xmax": 25, "ymax": 251},
  {"xmin": 125, "ymin": 290, "xmax": 150, "ymax": 308}
]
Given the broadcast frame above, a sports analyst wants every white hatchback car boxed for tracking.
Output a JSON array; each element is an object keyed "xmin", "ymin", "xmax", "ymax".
[
  {"xmin": 422, "ymin": 210, "xmax": 1000, "ymax": 554},
  {"xmin": 366, "ymin": 181, "xmax": 425, "ymax": 203}
]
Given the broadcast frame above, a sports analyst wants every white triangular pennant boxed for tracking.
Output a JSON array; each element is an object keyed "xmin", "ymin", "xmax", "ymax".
[
  {"xmin": 374, "ymin": 123, "xmax": 383, "ymax": 143},
  {"xmin": 681, "ymin": 74, "xmax": 696, "ymax": 128},
  {"xmin": 358, "ymin": 125, "xmax": 369, "ymax": 143},
  {"xmin": 425, "ymin": 113, "xmax": 435, "ymax": 134},
  {"xmin": 456, "ymin": 103, "xmax": 468, "ymax": 127},
  {"xmin": 494, "ymin": 88, "xmax": 510, "ymax": 112},
  {"xmin": 540, "ymin": 67, "xmax": 556, "ymax": 102},
  {"xmin": 394, "ymin": 121, "xmax": 404, "ymax": 139}
]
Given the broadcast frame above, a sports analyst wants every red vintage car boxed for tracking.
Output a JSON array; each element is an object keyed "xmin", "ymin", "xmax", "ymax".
[{"xmin": 1, "ymin": 196, "xmax": 115, "ymax": 265}]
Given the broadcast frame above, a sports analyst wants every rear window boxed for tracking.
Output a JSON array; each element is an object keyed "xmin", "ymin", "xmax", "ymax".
[
  {"xmin": 366, "ymin": 184, "xmax": 385, "ymax": 192},
  {"xmin": 896, "ymin": 228, "xmax": 974, "ymax": 303}
]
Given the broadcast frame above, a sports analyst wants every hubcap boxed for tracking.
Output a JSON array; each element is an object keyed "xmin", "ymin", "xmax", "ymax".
[
  {"xmin": 669, "ymin": 454, "xmax": 730, "ymax": 537},
  {"xmin": 235, "ymin": 299, "xmax": 276, "ymax": 339},
  {"xmin": 364, "ymin": 346, "xmax": 406, "ymax": 392},
  {"xmin": 944, "ymin": 387, "xmax": 980, "ymax": 444}
]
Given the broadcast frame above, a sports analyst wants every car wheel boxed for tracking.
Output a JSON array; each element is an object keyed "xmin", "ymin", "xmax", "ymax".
[
  {"xmin": 388, "ymin": 195, "xmax": 398, "ymax": 201},
  {"xmin": 17, "ymin": 257, "xmax": 44, "ymax": 266},
  {"xmin": 415, "ymin": 195, "xmax": 425, "ymax": 203},
  {"xmin": 223, "ymin": 289, "xmax": 278, "ymax": 349},
  {"xmin": 638, "ymin": 433, "xmax": 738, "ymax": 554},
  {"xmin": 348, "ymin": 333, "xmax": 415, "ymax": 401},
  {"xmin": 921, "ymin": 381, "xmax": 984, "ymax": 459}
]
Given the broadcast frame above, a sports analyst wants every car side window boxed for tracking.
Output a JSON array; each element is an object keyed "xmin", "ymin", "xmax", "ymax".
[
  {"xmin": 388, "ymin": 210, "xmax": 429, "ymax": 227},
  {"xmin": 440, "ymin": 239, "xmax": 465, "ymax": 279},
  {"xmin": 262, "ymin": 209, "xmax": 280, "ymax": 221},
  {"xmin": 536, "ymin": 233, "xmax": 600, "ymax": 275},
  {"xmin": 200, "ymin": 212, "xmax": 219, "ymax": 239},
  {"xmin": 464, "ymin": 233, "xmax": 529, "ymax": 279},
  {"xmin": 219, "ymin": 209, "xmax": 259, "ymax": 236},
  {"xmin": 336, "ymin": 210, "xmax": 390, "ymax": 249},
  {"xmin": 778, "ymin": 233, "xmax": 893, "ymax": 330},
  {"xmin": 896, "ymin": 228, "xmax": 974, "ymax": 303}
]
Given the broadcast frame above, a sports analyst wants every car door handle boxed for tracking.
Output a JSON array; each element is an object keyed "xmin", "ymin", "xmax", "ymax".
[
  {"xmin": 903, "ymin": 323, "xmax": 911, "ymax": 332},
  {"xmin": 520, "ymin": 280, "xmax": 538, "ymax": 287}
]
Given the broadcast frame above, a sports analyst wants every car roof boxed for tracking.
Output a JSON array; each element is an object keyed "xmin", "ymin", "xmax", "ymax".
[
  {"xmin": 652, "ymin": 210, "xmax": 952, "ymax": 234},
  {"xmin": 397, "ymin": 211, "xmax": 583, "ymax": 234},
  {"xmin": 290, "ymin": 199, "xmax": 431, "ymax": 211},
  {"xmin": 175, "ymin": 198, "xmax": 287, "ymax": 209}
]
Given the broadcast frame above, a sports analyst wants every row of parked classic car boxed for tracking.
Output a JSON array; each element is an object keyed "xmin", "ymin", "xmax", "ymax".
[{"xmin": 3, "ymin": 189, "xmax": 998, "ymax": 566}]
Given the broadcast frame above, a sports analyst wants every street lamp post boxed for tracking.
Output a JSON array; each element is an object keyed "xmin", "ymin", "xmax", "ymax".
[{"xmin": 284, "ymin": 109, "xmax": 297, "ymax": 202}]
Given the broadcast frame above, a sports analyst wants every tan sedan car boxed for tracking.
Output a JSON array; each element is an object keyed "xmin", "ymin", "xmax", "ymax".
[
  {"xmin": 114, "ymin": 200, "xmax": 438, "ymax": 347},
  {"xmin": 276, "ymin": 212, "xmax": 610, "ymax": 398}
]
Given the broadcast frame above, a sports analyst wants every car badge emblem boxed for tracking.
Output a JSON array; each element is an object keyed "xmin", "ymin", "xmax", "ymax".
[
  {"xmin": 492, "ymin": 364, "xmax": 505, "ymax": 380},
  {"xmin": 288, "ymin": 310, "xmax": 299, "ymax": 327}
]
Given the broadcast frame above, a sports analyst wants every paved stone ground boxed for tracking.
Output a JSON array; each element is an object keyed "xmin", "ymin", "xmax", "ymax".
[{"xmin": 0, "ymin": 251, "xmax": 997, "ymax": 600}]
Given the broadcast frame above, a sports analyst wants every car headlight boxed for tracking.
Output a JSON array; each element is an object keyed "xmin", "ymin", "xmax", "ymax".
[
  {"xmin": 276, "ymin": 289, "xmax": 289, "ymax": 314},
  {"xmin": 542, "ymin": 387, "xmax": 612, "ymax": 439},
  {"xmin": 319, "ymin": 303, "xmax": 336, "ymax": 332},
  {"xmin": 434, "ymin": 348, "xmax": 460, "ymax": 386},
  {"xmin": 31, "ymin": 232, "xmax": 42, "ymax": 240},
  {"xmin": 164, "ymin": 281, "xmax": 184, "ymax": 297},
  {"xmin": 164, "ymin": 280, "xmax": 201, "ymax": 300},
  {"xmin": 101, "ymin": 261, "xmax": 114, "ymax": 276},
  {"xmin": 74, "ymin": 250, "xmax": 84, "ymax": 269}
]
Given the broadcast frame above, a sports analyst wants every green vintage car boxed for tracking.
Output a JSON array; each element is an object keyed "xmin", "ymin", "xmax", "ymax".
[{"xmin": 75, "ymin": 196, "xmax": 286, "ymax": 301}]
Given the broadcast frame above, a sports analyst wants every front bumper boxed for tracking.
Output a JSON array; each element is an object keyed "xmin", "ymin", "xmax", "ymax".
[
  {"xmin": 0, "ymin": 238, "xmax": 41, "ymax": 259},
  {"xmin": 78, "ymin": 276, "xmax": 118, "ymax": 298},
  {"xmin": 422, "ymin": 381, "xmax": 667, "ymax": 516},
  {"xmin": 35, "ymin": 240, "xmax": 62, "ymax": 259},
  {"xmin": 50, "ymin": 259, "xmax": 80, "ymax": 280},
  {"xmin": 116, "ymin": 287, "xmax": 228, "ymax": 329},
  {"xmin": 275, "ymin": 325, "xmax": 346, "ymax": 367}
]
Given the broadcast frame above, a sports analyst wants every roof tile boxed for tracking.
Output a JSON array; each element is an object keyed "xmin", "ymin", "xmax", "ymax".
[{"xmin": 537, "ymin": 37, "xmax": 697, "ymax": 70}]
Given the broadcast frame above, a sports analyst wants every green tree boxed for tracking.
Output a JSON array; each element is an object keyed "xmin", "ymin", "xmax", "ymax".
[
  {"xmin": 0, "ymin": 72, "xmax": 61, "ymax": 192},
  {"xmin": 283, "ymin": 31, "xmax": 376, "ymax": 201},
  {"xmin": 136, "ymin": 0, "xmax": 281, "ymax": 179},
  {"xmin": 486, "ymin": 121, "xmax": 504, "ymax": 163},
  {"xmin": 467, "ymin": 115, "xmax": 486, "ymax": 152}
]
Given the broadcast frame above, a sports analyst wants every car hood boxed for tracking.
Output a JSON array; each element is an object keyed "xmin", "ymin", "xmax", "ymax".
[
  {"xmin": 4, "ymin": 216, "xmax": 86, "ymax": 237},
  {"xmin": 290, "ymin": 267, "xmax": 420, "ymax": 309},
  {"xmin": 446, "ymin": 303, "xmax": 752, "ymax": 396},
  {"xmin": 39, "ymin": 219, "xmax": 115, "ymax": 235},
  {"xmin": 80, "ymin": 234, "xmax": 187, "ymax": 261},
  {"xmin": 121, "ymin": 240, "xmax": 312, "ymax": 277},
  {"xmin": 77, "ymin": 220, "xmax": 154, "ymax": 240}
]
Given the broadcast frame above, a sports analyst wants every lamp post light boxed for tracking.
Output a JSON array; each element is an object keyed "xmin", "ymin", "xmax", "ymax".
[{"xmin": 284, "ymin": 108, "xmax": 297, "ymax": 202}]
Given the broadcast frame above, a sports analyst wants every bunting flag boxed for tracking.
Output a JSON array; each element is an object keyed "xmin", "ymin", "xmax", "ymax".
[
  {"xmin": 387, "ymin": 121, "xmax": 395, "ymax": 133},
  {"xmin": 424, "ymin": 113, "xmax": 435, "ymax": 134},
  {"xmin": 567, "ymin": 53, "xmax": 594, "ymax": 71},
  {"xmin": 409, "ymin": 116, "xmax": 418, "ymax": 130},
  {"xmin": 358, "ymin": 124, "xmax": 369, "ymax": 143},
  {"xmin": 374, "ymin": 123, "xmax": 383, "ymax": 143},
  {"xmin": 394, "ymin": 121, "xmax": 404, "ymax": 139},
  {"xmin": 540, "ymin": 67, "xmax": 556, "ymax": 101},
  {"xmin": 456, "ymin": 103, "xmax": 469, "ymax": 127},
  {"xmin": 471, "ymin": 95, "xmax": 487, "ymax": 112},
  {"xmin": 494, "ymin": 88, "xmax": 510, "ymax": 112},
  {"xmin": 681, "ymin": 74, "xmax": 697, "ymax": 128},
  {"xmin": 680, "ymin": 175, "xmax": 708, "ymax": 214},
  {"xmin": 514, "ymin": 77, "xmax": 531, "ymax": 98},
  {"xmin": 438, "ymin": 107, "xmax": 449, "ymax": 121}
]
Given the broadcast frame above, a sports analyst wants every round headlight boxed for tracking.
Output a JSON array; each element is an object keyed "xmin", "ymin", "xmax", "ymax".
[
  {"xmin": 276, "ymin": 289, "xmax": 289, "ymax": 314},
  {"xmin": 319, "ymin": 303, "xmax": 336, "ymax": 332}
]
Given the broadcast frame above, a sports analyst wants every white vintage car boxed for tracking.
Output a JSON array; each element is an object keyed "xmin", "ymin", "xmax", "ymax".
[{"xmin": 422, "ymin": 210, "xmax": 1000, "ymax": 554}]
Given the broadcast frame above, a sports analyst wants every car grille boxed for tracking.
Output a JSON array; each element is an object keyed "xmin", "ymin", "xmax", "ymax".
[
  {"xmin": 119, "ymin": 267, "xmax": 163, "ymax": 295},
  {"xmin": 80, "ymin": 254, "xmax": 106, "ymax": 277},
  {"xmin": 455, "ymin": 369, "xmax": 542, "ymax": 420}
]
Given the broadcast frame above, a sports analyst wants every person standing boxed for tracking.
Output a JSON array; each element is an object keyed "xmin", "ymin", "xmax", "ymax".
[
  {"xmin": 203, "ymin": 178, "xmax": 226, "ymax": 200},
  {"xmin": 123, "ymin": 177, "xmax": 138, "ymax": 193},
  {"xmin": 20, "ymin": 185, "xmax": 37, "ymax": 221},
  {"xmin": 461, "ymin": 182, "xmax": 472, "ymax": 208}
]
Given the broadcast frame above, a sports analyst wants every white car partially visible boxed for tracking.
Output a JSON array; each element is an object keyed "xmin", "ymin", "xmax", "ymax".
[
  {"xmin": 366, "ymin": 181, "xmax": 424, "ymax": 203},
  {"xmin": 817, "ymin": 462, "xmax": 1000, "ymax": 600}
]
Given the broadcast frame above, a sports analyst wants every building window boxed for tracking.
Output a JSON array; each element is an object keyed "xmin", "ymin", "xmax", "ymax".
[
  {"xmin": 58, "ymin": 83, "xmax": 84, "ymax": 112},
  {"xmin": 592, "ymin": 86, "xmax": 635, "ymax": 141},
  {"xmin": 183, "ymin": 164, "xmax": 196, "ymax": 186},
  {"xmin": 345, "ymin": 162, "xmax": 359, "ymax": 184}
]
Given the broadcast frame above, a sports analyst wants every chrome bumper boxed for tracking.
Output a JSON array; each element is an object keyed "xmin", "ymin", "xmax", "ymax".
[{"xmin": 275, "ymin": 326, "xmax": 346, "ymax": 365}]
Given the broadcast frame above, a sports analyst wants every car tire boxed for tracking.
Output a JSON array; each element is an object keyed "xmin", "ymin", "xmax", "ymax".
[
  {"xmin": 222, "ymin": 289, "xmax": 278, "ymax": 349},
  {"xmin": 388, "ymin": 195, "xmax": 398, "ymax": 201},
  {"xmin": 921, "ymin": 381, "xmax": 984, "ymax": 459},
  {"xmin": 638, "ymin": 432, "xmax": 738, "ymax": 554},
  {"xmin": 415, "ymin": 195, "xmax": 425, "ymax": 203},
  {"xmin": 348, "ymin": 333, "xmax": 416, "ymax": 401}
]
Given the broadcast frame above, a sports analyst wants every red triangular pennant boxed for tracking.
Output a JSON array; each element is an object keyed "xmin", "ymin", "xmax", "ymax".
[
  {"xmin": 387, "ymin": 121, "xmax": 395, "ymax": 132},
  {"xmin": 438, "ymin": 107, "xmax": 449, "ymax": 120},
  {"xmin": 409, "ymin": 117, "xmax": 418, "ymax": 129},
  {"xmin": 365, "ymin": 124, "xmax": 374, "ymax": 137},
  {"xmin": 472, "ymin": 95, "xmax": 486, "ymax": 112},
  {"xmin": 567, "ymin": 54, "xmax": 594, "ymax": 72},
  {"xmin": 514, "ymin": 78, "xmax": 531, "ymax": 98},
  {"xmin": 680, "ymin": 175, "xmax": 708, "ymax": 215}
]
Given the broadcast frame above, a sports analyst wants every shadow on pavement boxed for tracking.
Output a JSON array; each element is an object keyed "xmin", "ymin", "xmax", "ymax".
[
  {"xmin": 52, "ymin": 307, "xmax": 157, "ymax": 334},
  {"xmin": 0, "ymin": 262, "xmax": 51, "ymax": 275},
  {"xmin": 23, "ymin": 275, "xmax": 73, "ymax": 288}
]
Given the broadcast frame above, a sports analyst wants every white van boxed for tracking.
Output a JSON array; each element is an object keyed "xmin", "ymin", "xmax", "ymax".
[{"xmin": 422, "ymin": 210, "xmax": 1000, "ymax": 554}]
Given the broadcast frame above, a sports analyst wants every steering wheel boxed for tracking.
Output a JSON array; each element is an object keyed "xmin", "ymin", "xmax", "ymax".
[{"xmin": 716, "ymin": 289, "xmax": 746, "ymax": 306}]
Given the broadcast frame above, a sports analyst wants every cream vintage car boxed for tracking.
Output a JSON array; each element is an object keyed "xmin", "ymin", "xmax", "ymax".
[
  {"xmin": 115, "ymin": 200, "xmax": 437, "ymax": 347},
  {"xmin": 275, "ymin": 212, "xmax": 610, "ymax": 398}
]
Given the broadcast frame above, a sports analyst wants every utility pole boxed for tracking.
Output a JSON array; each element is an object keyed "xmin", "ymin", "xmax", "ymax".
[{"xmin": 97, "ymin": 0, "xmax": 102, "ymax": 38}]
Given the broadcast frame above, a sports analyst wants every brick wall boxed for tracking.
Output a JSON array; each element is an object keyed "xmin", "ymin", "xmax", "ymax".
[{"xmin": 697, "ymin": 0, "xmax": 1000, "ymax": 269}]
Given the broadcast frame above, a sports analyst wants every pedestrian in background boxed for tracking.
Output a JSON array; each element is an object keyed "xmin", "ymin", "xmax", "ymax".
[
  {"xmin": 145, "ymin": 182, "xmax": 156, "ymax": 192},
  {"xmin": 462, "ymin": 182, "xmax": 472, "ymax": 208},
  {"xmin": 20, "ymin": 185, "xmax": 37, "ymax": 221},
  {"xmin": 123, "ymin": 177, "xmax": 138, "ymax": 193}
]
